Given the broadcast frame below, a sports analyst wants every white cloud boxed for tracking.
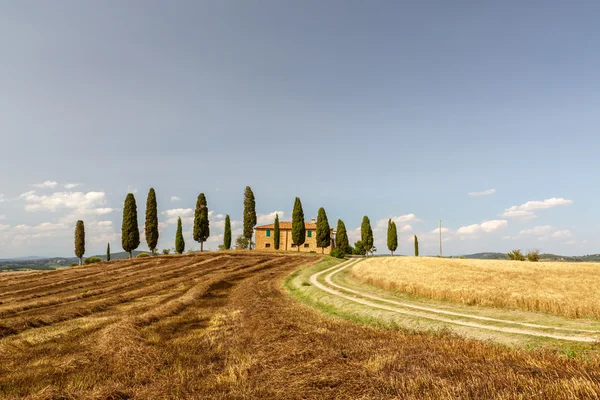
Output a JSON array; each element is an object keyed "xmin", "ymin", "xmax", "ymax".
[
  {"xmin": 20, "ymin": 191, "xmax": 115, "ymax": 218},
  {"xmin": 468, "ymin": 189, "xmax": 496, "ymax": 197},
  {"xmin": 127, "ymin": 186, "xmax": 138, "ymax": 194},
  {"xmin": 502, "ymin": 198, "xmax": 573, "ymax": 219},
  {"xmin": 163, "ymin": 208, "xmax": 194, "ymax": 224},
  {"xmin": 565, "ymin": 240, "xmax": 576, "ymax": 245},
  {"xmin": 0, "ymin": 194, "xmax": 5, "ymax": 203},
  {"xmin": 256, "ymin": 211, "xmax": 286, "ymax": 226},
  {"xmin": 430, "ymin": 227, "xmax": 450, "ymax": 234},
  {"xmin": 32, "ymin": 181, "xmax": 58, "ymax": 189},
  {"xmin": 64, "ymin": 183, "xmax": 82, "ymax": 189},
  {"xmin": 0, "ymin": 224, "xmax": 9, "ymax": 231},
  {"xmin": 519, "ymin": 226, "xmax": 553, "ymax": 236},
  {"xmin": 456, "ymin": 220, "xmax": 508, "ymax": 235},
  {"xmin": 171, "ymin": 196, "xmax": 181, "ymax": 202},
  {"xmin": 551, "ymin": 230, "xmax": 572, "ymax": 238},
  {"xmin": 0, "ymin": 215, "xmax": 5, "ymax": 221}
]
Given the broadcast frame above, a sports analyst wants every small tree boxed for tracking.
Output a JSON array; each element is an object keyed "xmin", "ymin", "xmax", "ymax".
[
  {"xmin": 387, "ymin": 219, "xmax": 398, "ymax": 256},
  {"xmin": 274, "ymin": 213, "xmax": 280, "ymax": 250},
  {"xmin": 316, "ymin": 207, "xmax": 331, "ymax": 254},
  {"xmin": 223, "ymin": 214, "xmax": 232, "ymax": 250},
  {"xmin": 336, "ymin": 219, "xmax": 351, "ymax": 254},
  {"xmin": 175, "ymin": 216, "xmax": 185, "ymax": 254},
  {"xmin": 243, "ymin": 186, "xmax": 256, "ymax": 249},
  {"xmin": 122, "ymin": 193, "xmax": 140, "ymax": 258},
  {"xmin": 145, "ymin": 188, "xmax": 159, "ymax": 255},
  {"xmin": 361, "ymin": 216, "xmax": 374, "ymax": 256},
  {"xmin": 193, "ymin": 193, "xmax": 210, "ymax": 252},
  {"xmin": 74, "ymin": 220, "xmax": 85, "ymax": 265},
  {"xmin": 353, "ymin": 241, "xmax": 366, "ymax": 256},
  {"xmin": 291, "ymin": 197, "xmax": 305, "ymax": 251},
  {"xmin": 106, "ymin": 243, "xmax": 110, "ymax": 262},
  {"xmin": 508, "ymin": 249, "xmax": 526, "ymax": 261},
  {"xmin": 414, "ymin": 235, "xmax": 419, "ymax": 257},
  {"xmin": 527, "ymin": 249, "xmax": 540, "ymax": 262},
  {"xmin": 235, "ymin": 235, "xmax": 251, "ymax": 250}
]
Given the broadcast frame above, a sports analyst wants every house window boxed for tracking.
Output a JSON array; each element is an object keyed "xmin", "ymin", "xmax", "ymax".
[
  {"xmin": 304, "ymin": 243, "xmax": 310, "ymax": 248},
  {"xmin": 266, "ymin": 229, "xmax": 271, "ymax": 237},
  {"xmin": 291, "ymin": 243, "xmax": 296, "ymax": 248},
  {"xmin": 307, "ymin": 231, "xmax": 312, "ymax": 238},
  {"xmin": 265, "ymin": 243, "xmax": 271, "ymax": 248}
]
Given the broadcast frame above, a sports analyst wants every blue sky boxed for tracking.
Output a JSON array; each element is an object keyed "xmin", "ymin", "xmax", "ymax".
[{"xmin": 0, "ymin": 1, "xmax": 598, "ymax": 257}]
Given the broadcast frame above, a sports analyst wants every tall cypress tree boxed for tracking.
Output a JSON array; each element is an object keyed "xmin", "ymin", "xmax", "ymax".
[
  {"xmin": 387, "ymin": 219, "xmax": 398, "ymax": 256},
  {"xmin": 223, "ymin": 214, "xmax": 232, "ymax": 250},
  {"xmin": 193, "ymin": 193, "xmax": 210, "ymax": 252},
  {"xmin": 273, "ymin": 213, "xmax": 280, "ymax": 250},
  {"xmin": 291, "ymin": 197, "xmax": 305, "ymax": 251},
  {"xmin": 414, "ymin": 235, "xmax": 419, "ymax": 257},
  {"xmin": 145, "ymin": 188, "xmax": 159, "ymax": 255},
  {"xmin": 243, "ymin": 186, "xmax": 256, "ymax": 249},
  {"xmin": 316, "ymin": 207, "xmax": 331, "ymax": 254},
  {"xmin": 361, "ymin": 216, "xmax": 374, "ymax": 257},
  {"xmin": 122, "ymin": 193, "xmax": 140, "ymax": 258},
  {"xmin": 106, "ymin": 243, "xmax": 110, "ymax": 262},
  {"xmin": 74, "ymin": 220, "xmax": 85, "ymax": 265},
  {"xmin": 175, "ymin": 216, "xmax": 185, "ymax": 254},
  {"xmin": 336, "ymin": 219, "xmax": 351, "ymax": 254}
]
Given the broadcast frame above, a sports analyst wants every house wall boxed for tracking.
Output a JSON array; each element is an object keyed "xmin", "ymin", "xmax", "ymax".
[{"xmin": 255, "ymin": 229, "xmax": 333, "ymax": 254}]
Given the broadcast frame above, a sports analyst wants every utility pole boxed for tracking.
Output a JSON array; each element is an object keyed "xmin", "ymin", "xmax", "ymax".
[{"xmin": 439, "ymin": 220, "xmax": 443, "ymax": 257}]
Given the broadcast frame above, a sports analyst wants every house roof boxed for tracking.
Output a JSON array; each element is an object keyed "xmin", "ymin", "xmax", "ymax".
[{"xmin": 255, "ymin": 222, "xmax": 333, "ymax": 231}]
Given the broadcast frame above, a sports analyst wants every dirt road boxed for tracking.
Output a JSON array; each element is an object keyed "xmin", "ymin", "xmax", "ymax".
[{"xmin": 310, "ymin": 258, "xmax": 600, "ymax": 342}]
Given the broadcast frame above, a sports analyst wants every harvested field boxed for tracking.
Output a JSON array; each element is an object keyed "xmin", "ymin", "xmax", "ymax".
[
  {"xmin": 2, "ymin": 253, "xmax": 600, "ymax": 399},
  {"xmin": 352, "ymin": 256, "xmax": 600, "ymax": 319}
]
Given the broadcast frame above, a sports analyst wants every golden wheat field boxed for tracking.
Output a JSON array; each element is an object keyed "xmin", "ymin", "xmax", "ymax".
[{"xmin": 352, "ymin": 256, "xmax": 600, "ymax": 319}]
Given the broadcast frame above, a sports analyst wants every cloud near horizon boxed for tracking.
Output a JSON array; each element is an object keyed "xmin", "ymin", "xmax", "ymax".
[
  {"xmin": 468, "ymin": 189, "xmax": 496, "ymax": 197},
  {"xmin": 502, "ymin": 198, "xmax": 573, "ymax": 219}
]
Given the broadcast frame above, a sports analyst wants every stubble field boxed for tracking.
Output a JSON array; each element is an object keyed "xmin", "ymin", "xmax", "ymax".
[{"xmin": 1, "ymin": 253, "xmax": 600, "ymax": 399}]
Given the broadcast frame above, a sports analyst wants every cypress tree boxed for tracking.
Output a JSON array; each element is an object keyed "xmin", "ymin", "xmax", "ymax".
[
  {"xmin": 145, "ymin": 188, "xmax": 159, "ymax": 255},
  {"xmin": 175, "ymin": 216, "xmax": 185, "ymax": 254},
  {"xmin": 243, "ymin": 186, "xmax": 256, "ymax": 249},
  {"xmin": 414, "ymin": 235, "xmax": 419, "ymax": 257},
  {"xmin": 121, "ymin": 193, "xmax": 140, "ymax": 258},
  {"xmin": 106, "ymin": 243, "xmax": 110, "ymax": 262},
  {"xmin": 193, "ymin": 193, "xmax": 210, "ymax": 252},
  {"xmin": 74, "ymin": 220, "xmax": 85, "ymax": 266},
  {"xmin": 336, "ymin": 219, "xmax": 351, "ymax": 254},
  {"xmin": 387, "ymin": 219, "xmax": 398, "ymax": 256},
  {"xmin": 361, "ymin": 216, "xmax": 374, "ymax": 257},
  {"xmin": 273, "ymin": 213, "xmax": 280, "ymax": 250},
  {"xmin": 224, "ymin": 214, "xmax": 232, "ymax": 250},
  {"xmin": 291, "ymin": 197, "xmax": 305, "ymax": 251},
  {"xmin": 316, "ymin": 207, "xmax": 331, "ymax": 254}
]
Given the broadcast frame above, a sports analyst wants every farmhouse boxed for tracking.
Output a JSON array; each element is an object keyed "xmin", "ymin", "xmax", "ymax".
[{"xmin": 255, "ymin": 220, "xmax": 335, "ymax": 254}]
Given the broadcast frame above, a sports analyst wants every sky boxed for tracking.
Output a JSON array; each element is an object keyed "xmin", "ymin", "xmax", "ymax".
[{"xmin": 1, "ymin": 1, "xmax": 599, "ymax": 258}]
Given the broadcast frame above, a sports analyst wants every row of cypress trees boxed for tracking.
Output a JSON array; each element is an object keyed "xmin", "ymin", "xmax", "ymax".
[
  {"xmin": 73, "ymin": 185, "xmax": 421, "ymax": 260},
  {"xmin": 75, "ymin": 186, "xmax": 259, "ymax": 260}
]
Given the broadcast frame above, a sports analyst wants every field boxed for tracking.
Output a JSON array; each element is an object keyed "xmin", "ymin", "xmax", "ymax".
[
  {"xmin": 2, "ymin": 253, "xmax": 600, "ymax": 399},
  {"xmin": 351, "ymin": 256, "xmax": 600, "ymax": 319}
]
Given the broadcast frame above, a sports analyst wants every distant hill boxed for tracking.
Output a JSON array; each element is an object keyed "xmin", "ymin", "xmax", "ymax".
[
  {"xmin": 0, "ymin": 251, "xmax": 147, "ymax": 272},
  {"xmin": 459, "ymin": 252, "xmax": 600, "ymax": 263}
]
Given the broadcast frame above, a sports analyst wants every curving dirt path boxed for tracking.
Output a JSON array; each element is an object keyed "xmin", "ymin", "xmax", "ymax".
[{"xmin": 309, "ymin": 258, "xmax": 600, "ymax": 343}]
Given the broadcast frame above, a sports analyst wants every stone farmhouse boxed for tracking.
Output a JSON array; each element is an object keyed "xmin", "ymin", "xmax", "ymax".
[{"xmin": 255, "ymin": 220, "xmax": 335, "ymax": 254}]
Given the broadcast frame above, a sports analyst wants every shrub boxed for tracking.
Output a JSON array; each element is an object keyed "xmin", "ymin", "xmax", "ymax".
[
  {"xmin": 527, "ymin": 249, "xmax": 540, "ymax": 262},
  {"xmin": 162, "ymin": 248, "xmax": 171, "ymax": 255},
  {"xmin": 330, "ymin": 248, "xmax": 346, "ymax": 259},
  {"xmin": 352, "ymin": 241, "xmax": 366, "ymax": 256},
  {"xmin": 187, "ymin": 248, "xmax": 196, "ymax": 255},
  {"xmin": 84, "ymin": 257, "xmax": 102, "ymax": 265},
  {"xmin": 71, "ymin": 262, "xmax": 78, "ymax": 267},
  {"xmin": 136, "ymin": 253, "xmax": 150, "ymax": 258},
  {"xmin": 507, "ymin": 249, "xmax": 526, "ymax": 261}
]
